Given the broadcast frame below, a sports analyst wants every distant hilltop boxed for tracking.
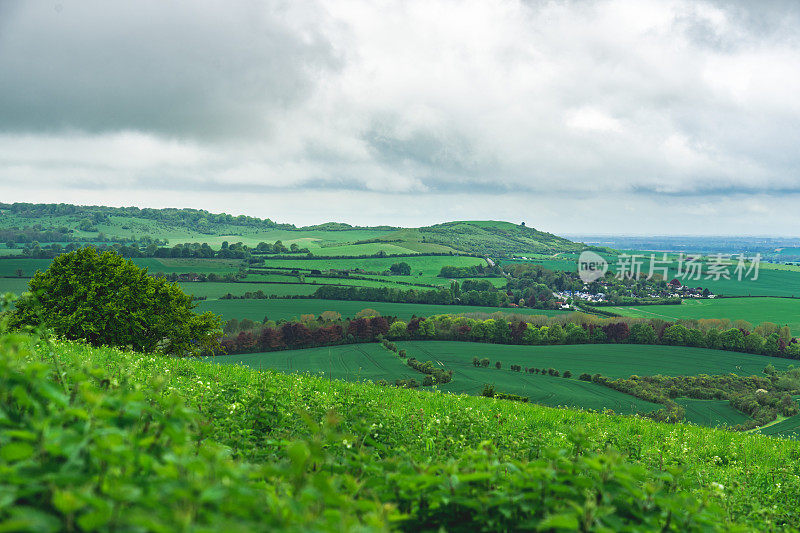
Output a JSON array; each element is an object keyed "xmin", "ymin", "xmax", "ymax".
[{"xmin": 0, "ymin": 202, "xmax": 587, "ymax": 257}]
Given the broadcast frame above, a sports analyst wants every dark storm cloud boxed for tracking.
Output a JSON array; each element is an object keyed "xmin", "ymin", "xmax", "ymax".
[{"xmin": 0, "ymin": 0, "xmax": 338, "ymax": 138}]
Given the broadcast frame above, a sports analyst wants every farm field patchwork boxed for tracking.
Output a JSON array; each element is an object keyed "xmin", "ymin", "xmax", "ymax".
[
  {"xmin": 394, "ymin": 341, "xmax": 794, "ymax": 379},
  {"xmin": 197, "ymin": 298, "xmax": 569, "ymax": 322},
  {"xmin": 609, "ymin": 297, "xmax": 800, "ymax": 334}
]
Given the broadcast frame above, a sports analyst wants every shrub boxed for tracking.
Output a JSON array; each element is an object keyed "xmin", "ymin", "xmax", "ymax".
[
  {"xmin": 562, "ymin": 370, "xmax": 572, "ymax": 379},
  {"xmin": 495, "ymin": 361, "xmax": 502, "ymax": 370},
  {"xmin": 579, "ymin": 373, "xmax": 592, "ymax": 381}
]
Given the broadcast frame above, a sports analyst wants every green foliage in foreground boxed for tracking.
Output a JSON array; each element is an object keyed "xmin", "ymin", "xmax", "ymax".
[
  {"xmin": 11, "ymin": 248, "xmax": 222, "ymax": 355},
  {"xmin": 6, "ymin": 335, "xmax": 766, "ymax": 530}
]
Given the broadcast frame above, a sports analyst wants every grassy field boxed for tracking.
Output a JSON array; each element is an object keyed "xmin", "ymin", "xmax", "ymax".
[
  {"xmin": 675, "ymin": 398, "xmax": 750, "ymax": 427},
  {"xmin": 178, "ymin": 282, "xmax": 320, "ymax": 299},
  {"xmin": 756, "ymin": 413, "xmax": 800, "ymax": 438},
  {"xmin": 133, "ymin": 258, "xmax": 243, "ymax": 274},
  {"xmin": 212, "ymin": 345, "xmax": 660, "ymax": 415},
  {"xmin": 0, "ymin": 258, "xmax": 53, "ymax": 277},
  {"xmin": 243, "ymin": 273, "xmax": 438, "ymax": 289},
  {"xmin": 0, "ymin": 277, "xmax": 31, "ymax": 294},
  {"xmin": 213, "ymin": 340, "xmax": 796, "ymax": 431},
  {"xmin": 198, "ymin": 298, "xmax": 569, "ymax": 322},
  {"xmin": 395, "ymin": 341, "xmax": 794, "ymax": 379},
  {"xmin": 257, "ymin": 254, "xmax": 485, "ymax": 276},
  {"xmin": 211, "ymin": 343, "xmax": 421, "ymax": 383},
  {"xmin": 0, "ymin": 257, "xmax": 244, "ymax": 276},
  {"xmin": 609, "ymin": 297, "xmax": 800, "ymax": 333}
]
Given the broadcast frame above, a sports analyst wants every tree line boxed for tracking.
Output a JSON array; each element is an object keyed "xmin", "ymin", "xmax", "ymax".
[{"xmin": 217, "ymin": 311, "xmax": 800, "ymax": 362}]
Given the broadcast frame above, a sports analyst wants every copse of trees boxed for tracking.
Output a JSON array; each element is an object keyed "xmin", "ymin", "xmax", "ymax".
[
  {"xmin": 389, "ymin": 262, "xmax": 412, "ymax": 275},
  {"xmin": 11, "ymin": 248, "xmax": 222, "ymax": 355},
  {"xmin": 438, "ymin": 264, "xmax": 501, "ymax": 278}
]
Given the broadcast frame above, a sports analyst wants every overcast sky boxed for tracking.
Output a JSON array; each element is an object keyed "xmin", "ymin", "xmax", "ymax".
[{"xmin": 1, "ymin": 0, "xmax": 799, "ymax": 235}]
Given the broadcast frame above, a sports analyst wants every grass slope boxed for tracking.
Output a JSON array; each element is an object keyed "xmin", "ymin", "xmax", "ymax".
[
  {"xmin": 52, "ymin": 339, "xmax": 800, "ymax": 529},
  {"xmin": 419, "ymin": 221, "xmax": 584, "ymax": 256}
]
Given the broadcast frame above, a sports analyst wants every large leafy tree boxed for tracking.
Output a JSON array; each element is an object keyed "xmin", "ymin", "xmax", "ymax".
[{"xmin": 13, "ymin": 248, "xmax": 221, "ymax": 355}]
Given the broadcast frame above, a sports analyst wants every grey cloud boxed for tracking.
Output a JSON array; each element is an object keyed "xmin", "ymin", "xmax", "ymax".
[{"xmin": 0, "ymin": 0, "xmax": 338, "ymax": 139}]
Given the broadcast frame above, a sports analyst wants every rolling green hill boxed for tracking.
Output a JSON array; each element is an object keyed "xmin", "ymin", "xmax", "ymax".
[
  {"xmin": 418, "ymin": 220, "xmax": 585, "ymax": 256},
  {"xmin": 0, "ymin": 203, "xmax": 584, "ymax": 257}
]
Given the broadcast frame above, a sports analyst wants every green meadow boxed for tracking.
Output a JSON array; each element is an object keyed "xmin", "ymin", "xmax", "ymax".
[
  {"xmin": 676, "ymin": 398, "xmax": 751, "ymax": 427},
  {"xmin": 0, "ymin": 277, "xmax": 32, "ymax": 295},
  {"xmin": 178, "ymin": 282, "xmax": 320, "ymax": 299},
  {"xmin": 212, "ymin": 344, "xmax": 660, "ymax": 415},
  {"xmin": 394, "ymin": 341, "xmax": 794, "ymax": 379},
  {"xmin": 609, "ymin": 297, "xmax": 800, "ymax": 333},
  {"xmin": 257, "ymin": 254, "xmax": 485, "ymax": 276},
  {"xmin": 212, "ymin": 340, "xmax": 799, "ymax": 433}
]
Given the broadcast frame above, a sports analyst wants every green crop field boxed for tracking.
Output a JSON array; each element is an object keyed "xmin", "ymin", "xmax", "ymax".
[
  {"xmin": 198, "ymin": 298, "xmax": 569, "ymax": 322},
  {"xmin": 178, "ymin": 282, "xmax": 320, "ymax": 299},
  {"xmin": 213, "ymin": 340, "xmax": 795, "ymax": 429},
  {"xmin": 675, "ymin": 398, "xmax": 750, "ymax": 427},
  {"xmin": 211, "ymin": 345, "xmax": 660, "ymax": 415},
  {"xmin": 0, "ymin": 258, "xmax": 54, "ymax": 277},
  {"xmin": 394, "ymin": 341, "xmax": 794, "ymax": 379},
  {"xmin": 242, "ymin": 273, "xmax": 436, "ymax": 290},
  {"xmin": 257, "ymin": 254, "xmax": 485, "ymax": 276},
  {"xmin": 133, "ymin": 258, "xmax": 243, "ymax": 274},
  {"xmin": 756, "ymin": 414, "xmax": 800, "ymax": 439},
  {"xmin": 438, "ymin": 369, "xmax": 659, "ymax": 414},
  {"xmin": 212, "ymin": 344, "xmax": 421, "ymax": 383},
  {"xmin": 310, "ymin": 242, "xmax": 422, "ymax": 256},
  {"xmin": 0, "ymin": 277, "xmax": 31, "ymax": 295},
  {"xmin": 609, "ymin": 297, "xmax": 800, "ymax": 333}
]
